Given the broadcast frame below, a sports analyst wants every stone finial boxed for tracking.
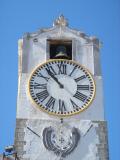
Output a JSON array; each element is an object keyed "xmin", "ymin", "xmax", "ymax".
[{"xmin": 53, "ymin": 15, "xmax": 69, "ymax": 27}]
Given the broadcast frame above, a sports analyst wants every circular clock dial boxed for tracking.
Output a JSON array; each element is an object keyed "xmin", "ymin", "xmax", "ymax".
[{"xmin": 28, "ymin": 59, "xmax": 95, "ymax": 116}]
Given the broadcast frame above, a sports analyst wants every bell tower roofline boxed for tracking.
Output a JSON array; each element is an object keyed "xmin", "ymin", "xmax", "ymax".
[{"xmin": 22, "ymin": 15, "xmax": 102, "ymax": 48}]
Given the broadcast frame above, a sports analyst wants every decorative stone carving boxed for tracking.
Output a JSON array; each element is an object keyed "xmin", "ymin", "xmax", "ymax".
[
  {"xmin": 53, "ymin": 15, "xmax": 69, "ymax": 27},
  {"xmin": 43, "ymin": 126, "xmax": 80, "ymax": 158}
]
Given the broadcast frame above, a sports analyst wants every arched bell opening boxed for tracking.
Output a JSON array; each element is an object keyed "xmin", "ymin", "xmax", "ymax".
[{"xmin": 47, "ymin": 39, "xmax": 72, "ymax": 60}]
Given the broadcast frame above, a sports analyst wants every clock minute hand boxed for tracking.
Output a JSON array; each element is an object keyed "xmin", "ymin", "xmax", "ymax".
[
  {"xmin": 27, "ymin": 127, "xmax": 40, "ymax": 138},
  {"xmin": 46, "ymin": 69, "xmax": 64, "ymax": 88}
]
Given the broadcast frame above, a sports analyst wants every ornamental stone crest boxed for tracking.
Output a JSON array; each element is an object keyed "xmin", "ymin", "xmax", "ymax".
[
  {"xmin": 43, "ymin": 125, "xmax": 80, "ymax": 158},
  {"xmin": 53, "ymin": 15, "xmax": 69, "ymax": 27}
]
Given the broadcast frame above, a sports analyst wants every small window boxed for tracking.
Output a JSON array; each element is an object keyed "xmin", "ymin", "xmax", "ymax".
[{"xmin": 47, "ymin": 39, "xmax": 72, "ymax": 60}]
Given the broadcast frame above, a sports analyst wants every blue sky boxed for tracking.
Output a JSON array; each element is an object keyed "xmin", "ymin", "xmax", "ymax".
[{"xmin": 0, "ymin": 0, "xmax": 120, "ymax": 159}]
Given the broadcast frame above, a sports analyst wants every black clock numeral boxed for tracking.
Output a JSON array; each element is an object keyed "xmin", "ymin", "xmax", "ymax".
[
  {"xmin": 73, "ymin": 91, "xmax": 87, "ymax": 102},
  {"xmin": 37, "ymin": 73, "xmax": 49, "ymax": 81},
  {"xmin": 59, "ymin": 100, "xmax": 66, "ymax": 113},
  {"xmin": 46, "ymin": 65, "xmax": 57, "ymax": 75},
  {"xmin": 70, "ymin": 99, "xmax": 79, "ymax": 111},
  {"xmin": 36, "ymin": 90, "xmax": 49, "ymax": 102},
  {"xmin": 77, "ymin": 85, "xmax": 89, "ymax": 90},
  {"xmin": 74, "ymin": 75, "xmax": 86, "ymax": 82},
  {"xmin": 46, "ymin": 96, "xmax": 56, "ymax": 109},
  {"xmin": 57, "ymin": 63, "xmax": 67, "ymax": 75},
  {"xmin": 31, "ymin": 82, "xmax": 47, "ymax": 89},
  {"xmin": 69, "ymin": 66, "xmax": 77, "ymax": 76}
]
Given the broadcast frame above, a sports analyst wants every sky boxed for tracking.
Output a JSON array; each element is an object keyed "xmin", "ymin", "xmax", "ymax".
[{"xmin": 0, "ymin": 0, "xmax": 120, "ymax": 159}]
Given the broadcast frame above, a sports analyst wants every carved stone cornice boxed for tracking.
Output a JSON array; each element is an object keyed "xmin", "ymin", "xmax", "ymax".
[{"xmin": 22, "ymin": 15, "xmax": 101, "ymax": 48}]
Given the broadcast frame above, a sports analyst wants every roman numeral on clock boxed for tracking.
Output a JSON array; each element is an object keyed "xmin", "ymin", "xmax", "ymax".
[
  {"xmin": 69, "ymin": 65, "xmax": 77, "ymax": 76},
  {"xmin": 70, "ymin": 99, "xmax": 79, "ymax": 111},
  {"xmin": 74, "ymin": 75, "xmax": 86, "ymax": 82},
  {"xmin": 37, "ymin": 73, "xmax": 49, "ymax": 81},
  {"xmin": 57, "ymin": 63, "xmax": 67, "ymax": 75},
  {"xmin": 59, "ymin": 100, "xmax": 66, "ymax": 113},
  {"xmin": 36, "ymin": 90, "xmax": 49, "ymax": 102},
  {"xmin": 46, "ymin": 96, "xmax": 56, "ymax": 109},
  {"xmin": 46, "ymin": 65, "xmax": 57, "ymax": 75},
  {"xmin": 31, "ymin": 83, "xmax": 47, "ymax": 89},
  {"xmin": 73, "ymin": 91, "xmax": 87, "ymax": 102},
  {"xmin": 77, "ymin": 85, "xmax": 89, "ymax": 90}
]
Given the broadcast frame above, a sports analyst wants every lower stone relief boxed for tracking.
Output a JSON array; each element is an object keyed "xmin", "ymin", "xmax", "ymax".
[
  {"xmin": 15, "ymin": 119, "xmax": 108, "ymax": 160},
  {"xmin": 43, "ymin": 126, "xmax": 80, "ymax": 158}
]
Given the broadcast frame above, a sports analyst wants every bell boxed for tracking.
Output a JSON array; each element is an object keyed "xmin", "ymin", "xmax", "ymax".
[{"xmin": 54, "ymin": 45, "xmax": 70, "ymax": 59}]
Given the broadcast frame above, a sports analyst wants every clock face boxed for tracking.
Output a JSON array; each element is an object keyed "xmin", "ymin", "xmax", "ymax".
[{"xmin": 28, "ymin": 59, "xmax": 95, "ymax": 116}]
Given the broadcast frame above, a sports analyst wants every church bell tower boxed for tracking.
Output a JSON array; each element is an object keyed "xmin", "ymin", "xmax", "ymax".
[{"xmin": 14, "ymin": 15, "xmax": 109, "ymax": 160}]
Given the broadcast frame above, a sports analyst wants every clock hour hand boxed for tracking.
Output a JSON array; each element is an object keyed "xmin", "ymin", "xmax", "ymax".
[
  {"xmin": 46, "ymin": 69, "xmax": 64, "ymax": 88},
  {"xmin": 27, "ymin": 127, "xmax": 40, "ymax": 138}
]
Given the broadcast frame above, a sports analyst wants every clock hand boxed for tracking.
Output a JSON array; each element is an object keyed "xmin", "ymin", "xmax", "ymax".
[
  {"xmin": 27, "ymin": 127, "xmax": 40, "ymax": 138},
  {"xmin": 46, "ymin": 69, "xmax": 64, "ymax": 88}
]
